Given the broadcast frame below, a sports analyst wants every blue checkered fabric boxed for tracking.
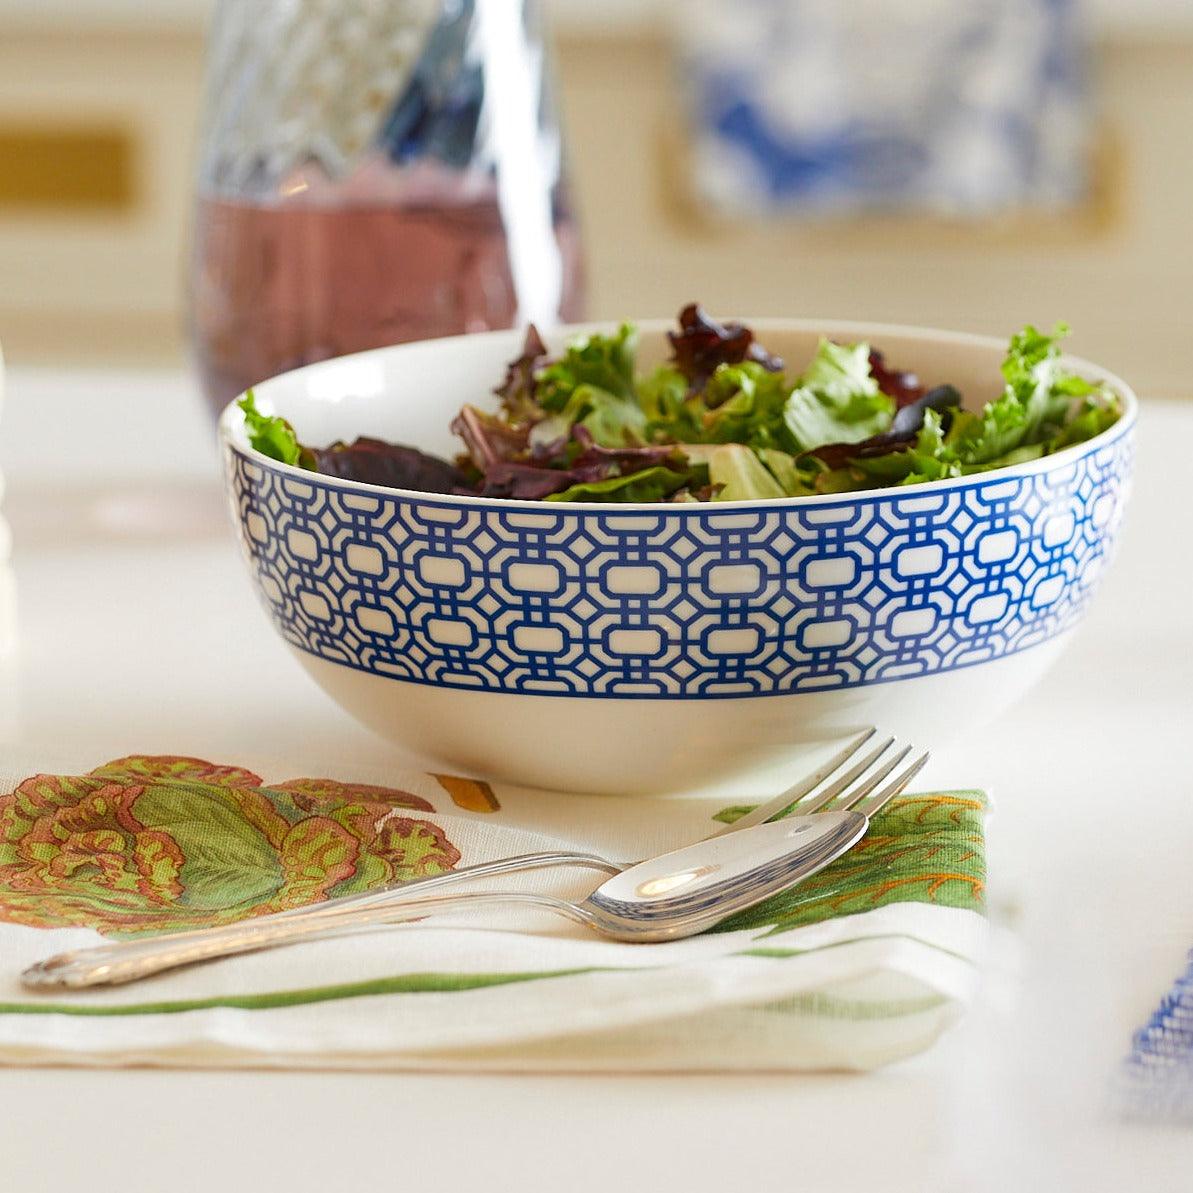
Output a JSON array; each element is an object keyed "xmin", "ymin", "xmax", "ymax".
[{"xmin": 1120, "ymin": 951, "xmax": 1193, "ymax": 1122}]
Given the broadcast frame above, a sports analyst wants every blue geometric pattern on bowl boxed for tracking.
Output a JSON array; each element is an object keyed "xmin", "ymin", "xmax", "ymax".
[{"xmin": 227, "ymin": 427, "xmax": 1132, "ymax": 700}]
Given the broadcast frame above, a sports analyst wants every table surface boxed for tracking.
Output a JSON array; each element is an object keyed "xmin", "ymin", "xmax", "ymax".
[{"xmin": 0, "ymin": 369, "xmax": 1191, "ymax": 1193}]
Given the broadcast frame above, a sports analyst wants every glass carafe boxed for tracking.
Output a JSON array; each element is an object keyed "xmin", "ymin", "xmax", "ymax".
[{"xmin": 188, "ymin": 0, "xmax": 584, "ymax": 417}]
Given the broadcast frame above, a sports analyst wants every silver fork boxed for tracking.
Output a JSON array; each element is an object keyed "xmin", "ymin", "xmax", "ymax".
[
  {"xmin": 22, "ymin": 733, "xmax": 928, "ymax": 989},
  {"xmin": 276, "ymin": 727, "xmax": 900, "ymax": 917}
]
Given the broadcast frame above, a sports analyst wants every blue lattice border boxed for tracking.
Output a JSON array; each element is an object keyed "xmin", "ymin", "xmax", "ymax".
[{"xmin": 226, "ymin": 422, "xmax": 1133, "ymax": 700}]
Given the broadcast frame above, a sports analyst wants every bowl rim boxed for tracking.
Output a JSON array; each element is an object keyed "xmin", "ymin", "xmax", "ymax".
[{"xmin": 218, "ymin": 317, "xmax": 1138, "ymax": 513}]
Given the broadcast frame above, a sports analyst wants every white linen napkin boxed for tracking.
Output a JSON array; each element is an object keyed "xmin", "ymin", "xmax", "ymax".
[{"xmin": 0, "ymin": 748, "xmax": 987, "ymax": 1072}]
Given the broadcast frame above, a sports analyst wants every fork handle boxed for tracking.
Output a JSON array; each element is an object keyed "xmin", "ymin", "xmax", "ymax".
[
  {"xmin": 21, "ymin": 891, "xmax": 591, "ymax": 990},
  {"xmin": 257, "ymin": 849, "xmax": 620, "ymax": 924},
  {"xmin": 21, "ymin": 851, "xmax": 619, "ymax": 991}
]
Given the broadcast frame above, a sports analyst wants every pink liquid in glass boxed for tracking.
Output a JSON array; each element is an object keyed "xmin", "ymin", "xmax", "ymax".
[{"xmin": 190, "ymin": 195, "xmax": 585, "ymax": 418}]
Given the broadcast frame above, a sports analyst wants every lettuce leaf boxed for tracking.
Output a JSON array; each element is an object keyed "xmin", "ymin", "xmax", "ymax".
[
  {"xmin": 1051, "ymin": 396, "xmax": 1123, "ymax": 449},
  {"xmin": 524, "ymin": 324, "xmax": 648, "ymax": 447},
  {"xmin": 557, "ymin": 384, "xmax": 648, "ymax": 448},
  {"xmin": 239, "ymin": 389, "xmax": 468, "ymax": 492},
  {"xmin": 868, "ymin": 349, "xmax": 924, "ymax": 406},
  {"xmin": 947, "ymin": 323, "xmax": 1105, "ymax": 466},
  {"xmin": 640, "ymin": 360, "xmax": 791, "ymax": 452},
  {"xmin": 475, "ymin": 461, "xmax": 581, "ymax": 500},
  {"xmin": 841, "ymin": 325, "xmax": 1118, "ymax": 487},
  {"xmin": 667, "ymin": 303, "xmax": 783, "ymax": 389},
  {"xmin": 850, "ymin": 409, "xmax": 964, "ymax": 485},
  {"xmin": 303, "ymin": 438, "xmax": 470, "ymax": 493},
  {"xmin": 756, "ymin": 447, "xmax": 817, "ymax": 496},
  {"xmin": 639, "ymin": 365, "xmax": 694, "ymax": 437},
  {"xmin": 474, "ymin": 431, "xmax": 698, "ymax": 501},
  {"xmin": 452, "ymin": 405, "xmax": 532, "ymax": 471},
  {"xmin": 700, "ymin": 363, "xmax": 792, "ymax": 448},
  {"xmin": 812, "ymin": 384, "xmax": 962, "ymax": 470},
  {"xmin": 783, "ymin": 340, "xmax": 895, "ymax": 451},
  {"xmin": 239, "ymin": 308, "xmax": 1121, "ymax": 505},
  {"xmin": 683, "ymin": 443, "xmax": 786, "ymax": 501},
  {"xmin": 535, "ymin": 323, "xmax": 638, "ymax": 411},
  {"xmin": 238, "ymin": 390, "xmax": 302, "ymax": 466},
  {"xmin": 545, "ymin": 466, "xmax": 691, "ymax": 503},
  {"xmin": 494, "ymin": 325, "xmax": 549, "ymax": 422}
]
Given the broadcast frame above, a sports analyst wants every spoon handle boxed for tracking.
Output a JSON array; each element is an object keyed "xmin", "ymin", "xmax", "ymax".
[{"xmin": 21, "ymin": 891, "xmax": 592, "ymax": 990}]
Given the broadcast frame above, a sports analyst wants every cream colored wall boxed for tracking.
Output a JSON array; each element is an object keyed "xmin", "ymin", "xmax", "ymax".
[
  {"xmin": 0, "ymin": 30, "xmax": 204, "ymax": 363},
  {"xmin": 0, "ymin": 27, "xmax": 1189, "ymax": 398}
]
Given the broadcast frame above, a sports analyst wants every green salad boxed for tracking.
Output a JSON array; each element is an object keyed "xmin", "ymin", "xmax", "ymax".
[{"xmin": 239, "ymin": 304, "xmax": 1121, "ymax": 503}]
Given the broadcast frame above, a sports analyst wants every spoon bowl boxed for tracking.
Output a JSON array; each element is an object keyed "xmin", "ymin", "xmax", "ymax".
[{"xmin": 577, "ymin": 809, "xmax": 867, "ymax": 941}]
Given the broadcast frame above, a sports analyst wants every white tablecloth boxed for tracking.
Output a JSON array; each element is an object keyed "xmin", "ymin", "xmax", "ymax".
[{"xmin": 0, "ymin": 368, "xmax": 1191, "ymax": 1192}]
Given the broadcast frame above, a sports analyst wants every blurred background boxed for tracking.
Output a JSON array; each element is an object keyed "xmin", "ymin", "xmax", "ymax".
[{"xmin": 0, "ymin": 0, "xmax": 1190, "ymax": 398}]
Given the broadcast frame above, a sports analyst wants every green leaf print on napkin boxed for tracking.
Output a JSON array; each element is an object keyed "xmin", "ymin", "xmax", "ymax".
[
  {"xmin": 0, "ymin": 753, "xmax": 986, "ymax": 947},
  {"xmin": 711, "ymin": 793, "xmax": 986, "ymax": 936},
  {"xmin": 0, "ymin": 756, "xmax": 460, "ymax": 938}
]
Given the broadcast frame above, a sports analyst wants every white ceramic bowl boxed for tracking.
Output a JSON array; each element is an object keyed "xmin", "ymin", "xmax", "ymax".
[{"xmin": 219, "ymin": 320, "xmax": 1136, "ymax": 795}]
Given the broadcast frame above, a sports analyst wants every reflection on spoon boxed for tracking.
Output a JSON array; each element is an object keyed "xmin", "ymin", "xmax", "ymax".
[{"xmin": 636, "ymin": 865, "xmax": 719, "ymax": 899}]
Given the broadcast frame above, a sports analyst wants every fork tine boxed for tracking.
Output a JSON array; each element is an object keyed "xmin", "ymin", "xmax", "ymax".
[
  {"xmin": 833, "ymin": 744, "xmax": 913, "ymax": 812},
  {"xmin": 788, "ymin": 735, "xmax": 898, "ymax": 818},
  {"xmin": 851, "ymin": 751, "xmax": 930, "ymax": 819},
  {"xmin": 714, "ymin": 727, "xmax": 876, "ymax": 834}
]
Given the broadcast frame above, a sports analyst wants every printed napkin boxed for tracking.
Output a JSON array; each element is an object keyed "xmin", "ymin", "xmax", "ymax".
[{"xmin": 0, "ymin": 751, "xmax": 987, "ymax": 1072}]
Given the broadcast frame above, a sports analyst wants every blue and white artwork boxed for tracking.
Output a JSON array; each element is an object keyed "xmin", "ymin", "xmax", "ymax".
[{"xmin": 675, "ymin": 0, "xmax": 1090, "ymax": 214}]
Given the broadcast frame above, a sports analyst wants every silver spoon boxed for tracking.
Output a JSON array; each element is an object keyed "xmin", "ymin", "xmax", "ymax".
[
  {"xmin": 21, "ymin": 746, "xmax": 927, "ymax": 990},
  {"xmin": 22, "ymin": 810, "xmax": 866, "ymax": 989},
  {"xmin": 24, "ymin": 729, "xmax": 888, "ymax": 981}
]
